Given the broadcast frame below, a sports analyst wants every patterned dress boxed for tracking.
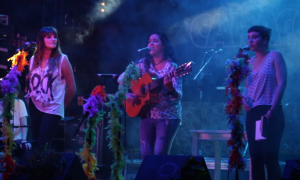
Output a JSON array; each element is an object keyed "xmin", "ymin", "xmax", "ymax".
[{"xmin": 136, "ymin": 58, "xmax": 182, "ymax": 122}]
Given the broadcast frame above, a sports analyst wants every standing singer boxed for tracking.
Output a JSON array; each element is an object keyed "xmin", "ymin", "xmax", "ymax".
[
  {"xmin": 25, "ymin": 26, "xmax": 76, "ymax": 149},
  {"xmin": 243, "ymin": 25, "xmax": 287, "ymax": 179}
]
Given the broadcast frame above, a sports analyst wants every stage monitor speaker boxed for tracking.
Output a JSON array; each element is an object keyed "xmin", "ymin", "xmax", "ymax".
[
  {"xmin": 10, "ymin": 153, "xmax": 88, "ymax": 180},
  {"xmin": 135, "ymin": 155, "xmax": 211, "ymax": 180},
  {"xmin": 282, "ymin": 159, "xmax": 300, "ymax": 180}
]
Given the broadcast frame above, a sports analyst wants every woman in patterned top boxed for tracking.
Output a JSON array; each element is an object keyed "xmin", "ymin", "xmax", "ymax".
[
  {"xmin": 119, "ymin": 31, "xmax": 182, "ymax": 159},
  {"xmin": 26, "ymin": 27, "xmax": 76, "ymax": 149},
  {"xmin": 243, "ymin": 26, "xmax": 287, "ymax": 179}
]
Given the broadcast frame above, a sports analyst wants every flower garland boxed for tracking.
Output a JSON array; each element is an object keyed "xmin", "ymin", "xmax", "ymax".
[
  {"xmin": 0, "ymin": 50, "xmax": 29, "ymax": 180},
  {"xmin": 106, "ymin": 62, "xmax": 139, "ymax": 180},
  {"xmin": 224, "ymin": 54, "xmax": 250, "ymax": 171},
  {"xmin": 79, "ymin": 85, "xmax": 106, "ymax": 180}
]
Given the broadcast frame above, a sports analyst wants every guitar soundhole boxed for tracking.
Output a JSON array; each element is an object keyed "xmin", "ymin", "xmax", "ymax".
[
  {"xmin": 140, "ymin": 85, "xmax": 146, "ymax": 97},
  {"xmin": 140, "ymin": 86, "xmax": 146, "ymax": 96}
]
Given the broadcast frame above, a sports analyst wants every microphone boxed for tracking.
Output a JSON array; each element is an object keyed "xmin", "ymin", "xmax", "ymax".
[
  {"xmin": 205, "ymin": 49, "xmax": 214, "ymax": 53},
  {"xmin": 215, "ymin": 49, "xmax": 223, "ymax": 53},
  {"xmin": 137, "ymin": 47, "xmax": 151, "ymax": 52},
  {"xmin": 94, "ymin": 73, "xmax": 118, "ymax": 78},
  {"xmin": 240, "ymin": 45, "xmax": 250, "ymax": 51},
  {"xmin": 16, "ymin": 41, "xmax": 36, "ymax": 52}
]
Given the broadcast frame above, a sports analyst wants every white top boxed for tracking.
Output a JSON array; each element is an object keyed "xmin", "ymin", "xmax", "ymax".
[
  {"xmin": 25, "ymin": 54, "xmax": 66, "ymax": 118},
  {"xmin": 243, "ymin": 51, "xmax": 278, "ymax": 108},
  {"xmin": 0, "ymin": 99, "xmax": 28, "ymax": 141}
]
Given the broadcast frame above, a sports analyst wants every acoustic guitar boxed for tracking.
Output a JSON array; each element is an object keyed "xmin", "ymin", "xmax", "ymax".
[{"xmin": 125, "ymin": 61, "xmax": 193, "ymax": 117}]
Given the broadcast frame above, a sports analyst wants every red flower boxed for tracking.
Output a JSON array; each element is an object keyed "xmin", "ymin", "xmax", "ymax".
[
  {"xmin": 0, "ymin": 154, "xmax": 15, "ymax": 180},
  {"xmin": 8, "ymin": 51, "xmax": 29, "ymax": 73},
  {"xmin": 91, "ymin": 85, "xmax": 106, "ymax": 99}
]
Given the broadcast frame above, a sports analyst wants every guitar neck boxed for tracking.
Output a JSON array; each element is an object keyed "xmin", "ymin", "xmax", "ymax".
[
  {"xmin": 141, "ymin": 61, "xmax": 192, "ymax": 94},
  {"xmin": 144, "ymin": 72, "xmax": 175, "ymax": 93}
]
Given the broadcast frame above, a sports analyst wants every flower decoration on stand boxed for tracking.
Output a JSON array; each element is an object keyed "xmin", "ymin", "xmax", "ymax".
[
  {"xmin": 0, "ymin": 51, "xmax": 29, "ymax": 180},
  {"xmin": 79, "ymin": 85, "xmax": 106, "ymax": 180},
  {"xmin": 106, "ymin": 62, "xmax": 139, "ymax": 180},
  {"xmin": 224, "ymin": 52, "xmax": 250, "ymax": 172},
  {"xmin": 8, "ymin": 51, "xmax": 29, "ymax": 72}
]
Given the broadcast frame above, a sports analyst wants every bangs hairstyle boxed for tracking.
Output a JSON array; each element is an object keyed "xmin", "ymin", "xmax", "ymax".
[
  {"xmin": 248, "ymin": 25, "xmax": 272, "ymax": 47},
  {"xmin": 32, "ymin": 26, "xmax": 62, "ymax": 73}
]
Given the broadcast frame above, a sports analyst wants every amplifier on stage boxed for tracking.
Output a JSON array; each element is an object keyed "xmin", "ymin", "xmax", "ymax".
[{"xmin": 0, "ymin": 14, "xmax": 9, "ymax": 25}]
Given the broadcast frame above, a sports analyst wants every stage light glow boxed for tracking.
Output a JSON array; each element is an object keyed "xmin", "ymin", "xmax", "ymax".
[
  {"xmin": 74, "ymin": 0, "xmax": 123, "ymax": 44},
  {"xmin": 168, "ymin": 0, "xmax": 282, "ymax": 47},
  {"xmin": 89, "ymin": 0, "xmax": 122, "ymax": 21}
]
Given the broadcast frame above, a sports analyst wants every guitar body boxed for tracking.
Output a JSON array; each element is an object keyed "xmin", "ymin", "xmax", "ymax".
[
  {"xmin": 125, "ymin": 73, "xmax": 158, "ymax": 118},
  {"xmin": 124, "ymin": 61, "xmax": 193, "ymax": 118}
]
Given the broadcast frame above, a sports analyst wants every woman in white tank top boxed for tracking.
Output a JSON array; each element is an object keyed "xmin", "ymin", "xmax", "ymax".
[
  {"xmin": 243, "ymin": 26, "xmax": 287, "ymax": 180},
  {"xmin": 25, "ymin": 26, "xmax": 76, "ymax": 149}
]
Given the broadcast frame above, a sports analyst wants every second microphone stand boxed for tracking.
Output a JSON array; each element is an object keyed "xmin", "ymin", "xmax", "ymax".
[
  {"xmin": 193, "ymin": 50, "xmax": 221, "ymax": 81},
  {"xmin": 193, "ymin": 50, "xmax": 221, "ymax": 122}
]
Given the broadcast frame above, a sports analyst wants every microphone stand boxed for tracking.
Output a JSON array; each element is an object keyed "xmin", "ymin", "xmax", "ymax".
[
  {"xmin": 193, "ymin": 51, "xmax": 219, "ymax": 123},
  {"xmin": 135, "ymin": 49, "xmax": 149, "ymax": 64},
  {"xmin": 0, "ymin": 49, "xmax": 32, "ymax": 162},
  {"xmin": 135, "ymin": 51, "xmax": 142, "ymax": 64},
  {"xmin": 74, "ymin": 74, "xmax": 114, "ymax": 137},
  {"xmin": 235, "ymin": 48, "xmax": 245, "ymax": 59},
  {"xmin": 73, "ymin": 113, "xmax": 88, "ymax": 137},
  {"xmin": 5, "ymin": 51, "xmax": 21, "ymax": 147},
  {"xmin": 231, "ymin": 48, "xmax": 249, "ymax": 180},
  {"xmin": 193, "ymin": 51, "xmax": 218, "ymax": 81}
]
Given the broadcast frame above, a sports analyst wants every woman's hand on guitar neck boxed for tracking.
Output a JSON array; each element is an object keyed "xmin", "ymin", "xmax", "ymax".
[{"xmin": 164, "ymin": 74, "xmax": 175, "ymax": 92}]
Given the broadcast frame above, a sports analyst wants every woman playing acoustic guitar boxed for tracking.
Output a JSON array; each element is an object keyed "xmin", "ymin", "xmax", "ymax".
[{"xmin": 118, "ymin": 31, "xmax": 182, "ymax": 159}]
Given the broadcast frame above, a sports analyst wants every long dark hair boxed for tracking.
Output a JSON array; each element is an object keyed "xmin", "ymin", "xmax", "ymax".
[
  {"xmin": 143, "ymin": 30, "xmax": 177, "ymax": 71},
  {"xmin": 32, "ymin": 26, "xmax": 62, "ymax": 73}
]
